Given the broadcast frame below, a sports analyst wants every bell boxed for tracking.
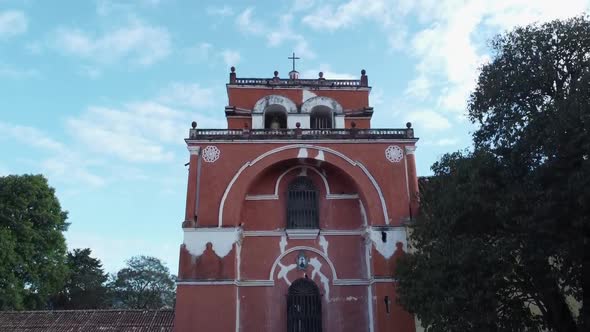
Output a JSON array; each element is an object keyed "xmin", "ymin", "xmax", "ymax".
[{"xmin": 270, "ymin": 117, "xmax": 281, "ymax": 129}]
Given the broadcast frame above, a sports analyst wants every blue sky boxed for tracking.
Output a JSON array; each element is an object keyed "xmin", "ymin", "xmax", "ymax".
[{"xmin": 1, "ymin": 0, "xmax": 588, "ymax": 273}]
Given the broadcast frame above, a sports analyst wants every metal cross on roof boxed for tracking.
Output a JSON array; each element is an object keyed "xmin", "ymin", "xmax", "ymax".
[{"xmin": 288, "ymin": 52, "xmax": 300, "ymax": 72}]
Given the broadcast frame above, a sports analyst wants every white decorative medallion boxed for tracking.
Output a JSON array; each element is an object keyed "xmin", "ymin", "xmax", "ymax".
[
  {"xmin": 385, "ymin": 145, "xmax": 403, "ymax": 163},
  {"xmin": 202, "ymin": 146, "xmax": 220, "ymax": 163}
]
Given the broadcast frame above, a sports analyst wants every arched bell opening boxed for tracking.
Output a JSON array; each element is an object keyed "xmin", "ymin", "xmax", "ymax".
[
  {"xmin": 287, "ymin": 277, "xmax": 322, "ymax": 332},
  {"xmin": 264, "ymin": 105, "xmax": 288, "ymax": 129},
  {"xmin": 310, "ymin": 106, "xmax": 333, "ymax": 129}
]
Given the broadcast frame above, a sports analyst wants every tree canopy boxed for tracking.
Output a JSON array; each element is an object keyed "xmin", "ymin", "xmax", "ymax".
[
  {"xmin": 51, "ymin": 248, "xmax": 110, "ymax": 309},
  {"xmin": 111, "ymin": 255, "xmax": 176, "ymax": 310},
  {"xmin": 0, "ymin": 174, "xmax": 69, "ymax": 310},
  {"xmin": 396, "ymin": 15, "xmax": 589, "ymax": 332}
]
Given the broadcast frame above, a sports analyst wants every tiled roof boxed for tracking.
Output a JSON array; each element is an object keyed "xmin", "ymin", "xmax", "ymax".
[{"xmin": 0, "ymin": 309, "xmax": 174, "ymax": 331}]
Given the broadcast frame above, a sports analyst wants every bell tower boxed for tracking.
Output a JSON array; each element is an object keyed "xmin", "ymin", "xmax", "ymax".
[{"xmin": 174, "ymin": 64, "xmax": 419, "ymax": 332}]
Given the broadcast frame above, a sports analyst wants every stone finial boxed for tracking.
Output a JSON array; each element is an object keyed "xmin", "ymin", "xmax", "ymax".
[
  {"xmin": 405, "ymin": 122, "xmax": 414, "ymax": 138},
  {"xmin": 351, "ymin": 121, "xmax": 357, "ymax": 128},
  {"xmin": 319, "ymin": 72, "xmax": 324, "ymax": 78},
  {"xmin": 296, "ymin": 122, "xmax": 301, "ymax": 128},
  {"xmin": 360, "ymin": 69, "xmax": 368, "ymax": 87},
  {"xmin": 189, "ymin": 121, "xmax": 198, "ymax": 139},
  {"xmin": 229, "ymin": 66, "xmax": 236, "ymax": 83},
  {"xmin": 274, "ymin": 70, "xmax": 279, "ymax": 77}
]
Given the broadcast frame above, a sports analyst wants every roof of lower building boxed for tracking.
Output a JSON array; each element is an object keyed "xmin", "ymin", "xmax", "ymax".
[{"xmin": 0, "ymin": 309, "xmax": 174, "ymax": 331}]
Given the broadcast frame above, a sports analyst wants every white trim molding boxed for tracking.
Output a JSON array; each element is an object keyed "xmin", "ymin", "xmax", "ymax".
[
  {"xmin": 177, "ymin": 280, "xmax": 235, "ymax": 286},
  {"xmin": 320, "ymin": 229, "xmax": 364, "ymax": 236},
  {"xmin": 187, "ymin": 145, "xmax": 200, "ymax": 155},
  {"xmin": 245, "ymin": 194, "xmax": 278, "ymax": 201},
  {"xmin": 405, "ymin": 145, "xmax": 417, "ymax": 155},
  {"xmin": 242, "ymin": 230, "xmax": 284, "ymax": 237},
  {"xmin": 241, "ymin": 229, "xmax": 365, "ymax": 237},
  {"xmin": 177, "ymin": 277, "xmax": 398, "ymax": 287},
  {"xmin": 286, "ymin": 229, "xmax": 320, "ymax": 240},
  {"xmin": 326, "ymin": 194, "xmax": 359, "ymax": 200},
  {"xmin": 236, "ymin": 280, "xmax": 275, "ymax": 287}
]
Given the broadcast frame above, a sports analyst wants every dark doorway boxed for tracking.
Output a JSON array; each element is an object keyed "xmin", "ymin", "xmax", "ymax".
[{"xmin": 287, "ymin": 278, "xmax": 322, "ymax": 332}]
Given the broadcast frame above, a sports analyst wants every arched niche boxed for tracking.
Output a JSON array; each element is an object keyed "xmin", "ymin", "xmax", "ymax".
[
  {"xmin": 220, "ymin": 145, "xmax": 390, "ymax": 228},
  {"xmin": 241, "ymin": 159, "xmax": 365, "ymax": 231}
]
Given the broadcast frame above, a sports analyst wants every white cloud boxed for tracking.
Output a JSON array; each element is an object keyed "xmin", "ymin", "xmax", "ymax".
[
  {"xmin": 315, "ymin": 0, "xmax": 406, "ymax": 28},
  {"xmin": 236, "ymin": 7, "xmax": 266, "ymax": 35},
  {"xmin": 66, "ymin": 103, "xmax": 182, "ymax": 163},
  {"xmin": 404, "ymin": 110, "xmax": 451, "ymax": 131},
  {"xmin": 96, "ymin": 0, "xmax": 163, "ymax": 15},
  {"xmin": 184, "ymin": 42, "xmax": 212, "ymax": 63},
  {"xmin": 0, "ymin": 121, "xmax": 105, "ymax": 187},
  {"xmin": 79, "ymin": 66, "xmax": 102, "ymax": 79},
  {"xmin": 41, "ymin": 156, "xmax": 106, "ymax": 188},
  {"xmin": 66, "ymin": 99, "xmax": 225, "ymax": 164},
  {"xmin": 301, "ymin": 0, "xmax": 408, "ymax": 49},
  {"xmin": 292, "ymin": 0, "xmax": 315, "ymax": 12},
  {"xmin": 25, "ymin": 41, "xmax": 43, "ymax": 54},
  {"xmin": 236, "ymin": 8, "xmax": 315, "ymax": 58},
  {"xmin": 405, "ymin": 76, "xmax": 431, "ymax": 99},
  {"xmin": 221, "ymin": 49, "xmax": 240, "ymax": 67},
  {"xmin": 0, "ymin": 10, "xmax": 27, "ymax": 38},
  {"xmin": 207, "ymin": 5, "xmax": 234, "ymax": 17},
  {"xmin": 435, "ymin": 138, "xmax": 459, "ymax": 146},
  {"xmin": 53, "ymin": 19, "xmax": 171, "ymax": 66},
  {"xmin": 0, "ymin": 64, "xmax": 39, "ymax": 79},
  {"xmin": 0, "ymin": 122, "xmax": 65, "ymax": 151},
  {"xmin": 301, "ymin": 64, "xmax": 356, "ymax": 79},
  {"xmin": 404, "ymin": 0, "xmax": 590, "ymax": 113},
  {"xmin": 299, "ymin": 0, "xmax": 590, "ymax": 115},
  {"xmin": 266, "ymin": 14, "xmax": 315, "ymax": 59},
  {"xmin": 158, "ymin": 82, "xmax": 215, "ymax": 109}
]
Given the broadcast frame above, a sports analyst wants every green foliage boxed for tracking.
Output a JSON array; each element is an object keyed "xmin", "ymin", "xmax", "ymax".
[
  {"xmin": 51, "ymin": 248, "xmax": 110, "ymax": 309},
  {"xmin": 0, "ymin": 174, "xmax": 69, "ymax": 310},
  {"xmin": 111, "ymin": 255, "xmax": 176, "ymax": 310},
  {"xmin": 397, "ymin": 15, "xmax": 589, "ymax": 332}
]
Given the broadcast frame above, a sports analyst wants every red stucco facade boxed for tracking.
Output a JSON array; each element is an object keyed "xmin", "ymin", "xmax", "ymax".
[{"xmin": 174, "ymin": 68, "xmax": 418, "ymax": 332}]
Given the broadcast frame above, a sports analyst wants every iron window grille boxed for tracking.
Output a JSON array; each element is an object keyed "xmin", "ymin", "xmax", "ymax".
[{"xmin": 286, "ymin": 177, "xmax": 319, "ymax": 229}]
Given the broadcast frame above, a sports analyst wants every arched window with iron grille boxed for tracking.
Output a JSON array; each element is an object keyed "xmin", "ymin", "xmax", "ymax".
[
  {"xmin": 286, "ymin": 177, "xmax": 319, "ymax": 229},
  {"xmin": 287, "ymin": 278, "xmax": 322, "ymax": 332},
  {"xmin": 310, "ymin": 106, "xmax": 333, "ymax": 129}
]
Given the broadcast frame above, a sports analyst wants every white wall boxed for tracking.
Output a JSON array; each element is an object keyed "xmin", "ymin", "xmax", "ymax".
[{"xmin": 288, "ymin": 114, "xmax": 310, "ymax": 129}]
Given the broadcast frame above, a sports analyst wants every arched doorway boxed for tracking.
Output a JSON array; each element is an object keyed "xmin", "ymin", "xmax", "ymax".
[{"xmin": 287, "ymin": 278, "xmax": 322, "ymax": 332}]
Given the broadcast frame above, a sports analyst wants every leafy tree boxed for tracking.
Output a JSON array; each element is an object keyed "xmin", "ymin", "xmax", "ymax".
[
  {"xmin": 0, "ymin": 174, "xmax": 69, "ymax": 310},
  {"xmin": 51, "ymin": 248, "xmax": 109, "ymax": 309},
  {"xmin": 111, "ymin": 255, "xmax": 175, "ymax": 309},
  {"xmin": 396, "ymin": 16, "xmax": 589, "ymax": 332}
]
